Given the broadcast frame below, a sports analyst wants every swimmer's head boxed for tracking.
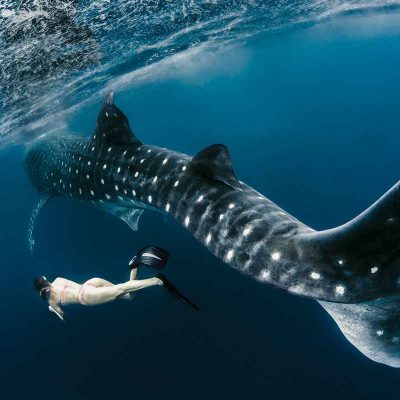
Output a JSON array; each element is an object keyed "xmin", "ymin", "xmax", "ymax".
[{"xmin": 34, "ymin": 276, "xmax": 51, "ymax": 300}]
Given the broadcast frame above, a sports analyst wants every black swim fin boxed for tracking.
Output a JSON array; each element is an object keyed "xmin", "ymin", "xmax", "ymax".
[
  {"xmin": 129, "ymin": 246, "xmax": 169, "ymax": 270},
  {"xmin": 157, "ymin": 273, "xmax": 199, "ymax": 311}
]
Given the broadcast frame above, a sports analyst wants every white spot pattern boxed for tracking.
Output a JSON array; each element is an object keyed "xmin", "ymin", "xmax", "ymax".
[
  {"xmin": 310, "ymin": 272, "xmax": 320, "ymax": 280},
  {"xmin": 260, "ymin": 270, "xmax": 270, "ymax": 281},
  {"xmin": 336, "ymin": 285, "xmax": 345, "ymax": 295},
  {"xmin": 243, "ymin": 227, "xmax": 251, "ymax": 237},
  {"xmin": 226, "ymin": 249, "xmax": 234, "ymax": 261},
  {"xmin": 271, "ymin": 252, "xmax": 281, "ymax": 261}
]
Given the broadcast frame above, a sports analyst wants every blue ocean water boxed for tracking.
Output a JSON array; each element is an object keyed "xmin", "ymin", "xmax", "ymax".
[{"xmin": 1, "ymin": 5, "xmax": 400, "ymax": 400}]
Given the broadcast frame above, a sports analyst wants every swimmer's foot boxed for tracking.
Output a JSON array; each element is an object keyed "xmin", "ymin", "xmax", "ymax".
[
  {"xmin": 129, "ymin": 246, "xmax": 169, "ymax": 270},
  {"xmin": 156, "ymin": 273, "xmax": 199, "ymax": 311}
]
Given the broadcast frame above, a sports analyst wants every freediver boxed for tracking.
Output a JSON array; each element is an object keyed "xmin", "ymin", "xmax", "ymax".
[{"xmin": 33, "ymin": 246, "xmax": 199, "ymax": 321}]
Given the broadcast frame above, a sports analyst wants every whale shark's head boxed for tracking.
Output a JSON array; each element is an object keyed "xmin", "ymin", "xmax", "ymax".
[
  {"xmin": 25, "ymin": 134, "xmax": 74, "ymax": 195},
  {"xmin": 25, "ymin": 137, "xmax": 52, "ymax": 194}
]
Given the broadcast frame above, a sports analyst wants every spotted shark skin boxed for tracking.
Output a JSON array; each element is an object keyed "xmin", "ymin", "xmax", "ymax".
[{"xmin": 25, "ymin": 93, "xmax": 400, "ymax": 367}]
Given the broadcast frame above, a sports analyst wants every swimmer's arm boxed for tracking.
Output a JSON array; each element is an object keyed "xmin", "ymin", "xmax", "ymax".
[{"xmin": 48, "ymin": 300, "xmax": 65, "ymax": 322}]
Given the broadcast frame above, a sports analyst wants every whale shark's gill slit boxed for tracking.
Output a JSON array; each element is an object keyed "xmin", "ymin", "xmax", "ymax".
[
  {"xmin": 28, "ymin": 194, "xmax": 52, "ymax": 254},
  {"xmin": 272, "ymin": 223, "xmax": 298, "ymax": 237}
]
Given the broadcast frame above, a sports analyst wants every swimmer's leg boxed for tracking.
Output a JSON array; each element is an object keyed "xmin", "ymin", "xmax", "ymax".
[
  {"xmin": 123, "ymin": 246, "xmax": 168, "ymax": 300},
  {"xmin": 129, "ymin": 266, "xmax": 138, "ymax": 281},
  {"xmin": 85, "ymin": 278, "xmax": 114, "ymax": 288},
  {"xmin": 82, "ymin": 277, "xmax": 162, "ymax": 306},
  {"xmin": 83, "ymin": 275, "xmax": 142, "ymax": 302},
  {"xmin": 121, "ymin": 266, "xmax": 140, "ymax": 301}
]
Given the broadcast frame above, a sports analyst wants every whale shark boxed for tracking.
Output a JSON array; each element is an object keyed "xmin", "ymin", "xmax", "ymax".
[{"xmin": 25, "ymin": 92, "xmax": 400, "ymax": 367}]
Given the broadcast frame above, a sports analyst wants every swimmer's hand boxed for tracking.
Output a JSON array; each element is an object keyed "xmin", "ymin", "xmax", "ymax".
[{"xmin": 48, "ymin": 305, "xmax": 65, "ymax": 322}]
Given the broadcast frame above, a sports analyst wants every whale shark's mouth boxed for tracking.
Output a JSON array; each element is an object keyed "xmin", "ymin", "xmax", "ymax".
[{"xmin": 1, "ymin": 0, "xmax": 399, "ymax": 150}]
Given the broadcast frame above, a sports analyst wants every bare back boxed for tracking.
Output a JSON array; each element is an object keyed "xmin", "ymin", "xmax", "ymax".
[{"xmin": 50, "ymin": 277, "xmax": 82, "ymax": 306}]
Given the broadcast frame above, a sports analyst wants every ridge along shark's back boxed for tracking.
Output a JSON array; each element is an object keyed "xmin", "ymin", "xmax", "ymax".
[{"xmin": 25, "ymin": 92, "xmax": 400, "ymax": 367}]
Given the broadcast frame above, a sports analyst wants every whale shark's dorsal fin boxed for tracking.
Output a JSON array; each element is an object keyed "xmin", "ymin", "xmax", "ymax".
[
  {"xmin": 191, "ymin": 144, "xmax": 243, "ymax": 191},
  {"xmin": 92, "ymin": 91, "xmax": 142, "ymax": 147}
]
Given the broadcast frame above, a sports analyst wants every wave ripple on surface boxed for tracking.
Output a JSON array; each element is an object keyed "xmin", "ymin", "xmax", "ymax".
[{"xmin": 0, "ymin": 0, "xmax": 399, "ymax": 148}]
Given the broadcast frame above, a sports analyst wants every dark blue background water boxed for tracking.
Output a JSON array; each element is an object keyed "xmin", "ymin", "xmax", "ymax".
[{"xmin": 1, "ymin": 12, "xmax": 400, "ymax": 399}]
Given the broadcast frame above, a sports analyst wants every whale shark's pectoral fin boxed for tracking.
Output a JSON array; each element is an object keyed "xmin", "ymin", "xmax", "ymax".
[
  {"xmin": 112, "ymin": 207, "xmax": 144, "ymax": 231},
  {"xmin": 91, "ymin": 91, "xmax": 142, "ymax": 147},
  {"xmin": 191, "ymin": 144, "xmax": 243, "ymax": 191},
  {"xmin": 28, "ymin": 193, "xmax": 52, "ymax": 254},
  {"xmin": 100, "ymin": 205, "xmax": 144, "ymax": 232},
  {"xmin": 96, "ymin": 200, "xmax": 149, "ymax": 232}
]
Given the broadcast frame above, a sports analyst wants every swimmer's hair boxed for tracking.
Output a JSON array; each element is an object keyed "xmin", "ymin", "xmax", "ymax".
[{"xmin": 34, "ymin": 276, "xmax": 51, "ymax": 300}]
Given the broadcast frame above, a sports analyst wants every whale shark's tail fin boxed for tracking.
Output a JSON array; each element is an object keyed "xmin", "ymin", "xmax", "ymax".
[{"xmin": 298, "ymin": 180, "xmax": 400, "ymax": 302}]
